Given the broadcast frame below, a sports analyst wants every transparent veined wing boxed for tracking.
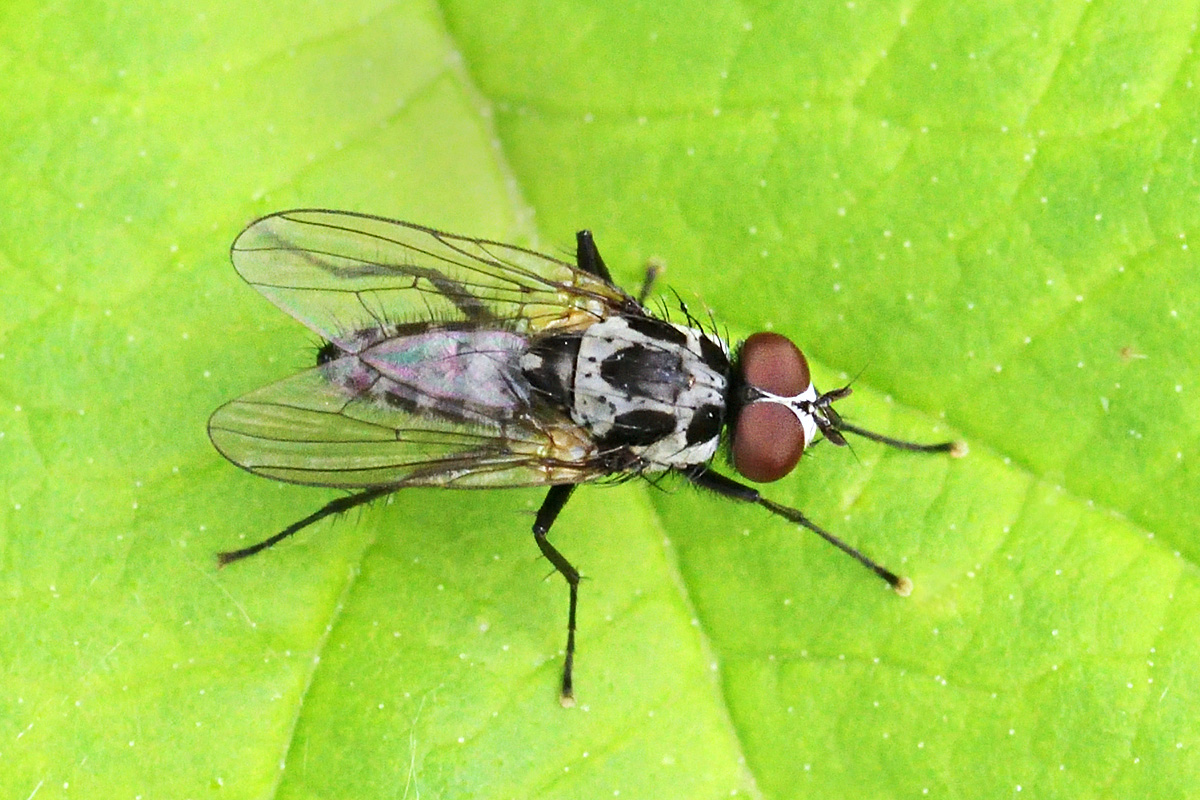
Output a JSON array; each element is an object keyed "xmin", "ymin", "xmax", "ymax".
[
  {"xmin": 208, "ymin": 356, "xmax": 607, "ymax": 489},
  {"xmin": 230, "ymin": 209, "xmax": 635, "ymax": 352}
]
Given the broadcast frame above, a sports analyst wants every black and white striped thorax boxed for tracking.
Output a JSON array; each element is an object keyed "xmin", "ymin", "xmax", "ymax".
[{"xmin": 522, "ymin": 314, "xmax": 730, "ymax": 471}]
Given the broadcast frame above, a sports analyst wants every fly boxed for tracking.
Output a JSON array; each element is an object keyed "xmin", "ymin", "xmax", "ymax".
[{"xmin": 209, "ymin": 209, "xmax": 966, "ymax": 706}]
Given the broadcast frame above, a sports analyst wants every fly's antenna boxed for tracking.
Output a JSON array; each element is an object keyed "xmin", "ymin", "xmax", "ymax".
[{"xmin": 846, "ymin": 364, "xmax": 869, "ymax": 388}]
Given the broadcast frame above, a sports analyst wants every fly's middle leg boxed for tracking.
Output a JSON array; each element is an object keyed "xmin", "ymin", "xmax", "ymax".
[
  {"xmin": 533, "ymin": 484, "xmax": 581, "ymax": 706},
  {"xmin": 575, "ymin": 229, "xmax": 661, "ymax": 307},
  {"xmin": 575, "ymin": 230, "xmax": 612, "ymax": 283}
]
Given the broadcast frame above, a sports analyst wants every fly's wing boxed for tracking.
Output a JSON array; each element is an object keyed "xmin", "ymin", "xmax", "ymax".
[
  {"xmin": 209, "ymin": 356, "xmax": 606, "ymax": 489},
  {"xmin": 230, "ymin": 209, "xmax": 635, "ymax": 352}
]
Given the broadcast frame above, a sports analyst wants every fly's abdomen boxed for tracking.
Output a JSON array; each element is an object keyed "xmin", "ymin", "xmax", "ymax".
[
  {"xmin": 325, "ymin": 330, "xmax": 533, "ymax": 425},
  {"xmin": 521, "ymin": 333, "xmax": 582, "ymax": 410}
]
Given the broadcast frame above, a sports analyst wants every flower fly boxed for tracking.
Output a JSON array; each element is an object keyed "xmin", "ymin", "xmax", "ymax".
[{"xmin": 209, "ymin": 209, "xmax": 965, "ymax": 705}]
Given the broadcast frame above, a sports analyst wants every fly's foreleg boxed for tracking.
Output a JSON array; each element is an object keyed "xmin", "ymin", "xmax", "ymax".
[
  {"xmin": 680, "ymin": 466, "xmax": 912, "ymax": 595},
  {"xmin": 533, "ymin": 484, "xmax": 581, "ymax": 706}
]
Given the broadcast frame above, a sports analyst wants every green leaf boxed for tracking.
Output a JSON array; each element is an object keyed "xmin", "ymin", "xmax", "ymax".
[{"xmin": 3, "ymin": 0, "xmax": 1198, "ymax": 798}]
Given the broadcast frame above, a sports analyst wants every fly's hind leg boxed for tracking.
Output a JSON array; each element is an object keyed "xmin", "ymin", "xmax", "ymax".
[
  {"xmin": 533, "ymin": 484, "xmax": 581, "ymax": 706},
  {"xmin": 217, "ymin": 486, "xmax": 392, "ymax": 566}
]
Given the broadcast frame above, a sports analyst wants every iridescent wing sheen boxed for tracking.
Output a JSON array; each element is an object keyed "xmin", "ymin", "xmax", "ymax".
[
  {"xmin": 208, "ymin": 356, "xmax": 607, "ymax": 489},
  {"xmin": 229, "ymin": 209, "xmax": 636, "ymax": 353}
]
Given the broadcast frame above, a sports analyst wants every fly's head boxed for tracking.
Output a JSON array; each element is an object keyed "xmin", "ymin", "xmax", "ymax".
[{"xmin": 729, "ymin": 332, "xmax": 853, "ymax": 483}]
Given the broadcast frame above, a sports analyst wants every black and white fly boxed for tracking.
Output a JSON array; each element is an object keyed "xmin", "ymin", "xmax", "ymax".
[{"xmin": 209, "ymin": 209, "xmax": 964, "ymax": 704}]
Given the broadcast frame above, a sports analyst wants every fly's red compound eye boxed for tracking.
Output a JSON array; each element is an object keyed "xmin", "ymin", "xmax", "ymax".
[
  {"xmin": 740, "ymin": 332, "xmax": 810, "ymax": 395},
  {"xmin": 732, "ymin": 332, "xmax": 812, "ymax": 483}
]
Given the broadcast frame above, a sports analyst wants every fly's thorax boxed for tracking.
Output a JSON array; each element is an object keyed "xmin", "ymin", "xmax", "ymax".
[{"xmin": 562, "ymin": 314, "xmax": 730, "ymax": 470}]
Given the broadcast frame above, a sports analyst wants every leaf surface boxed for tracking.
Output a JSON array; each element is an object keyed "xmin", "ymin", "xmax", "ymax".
[{"xmin": 2, "ymin": 1, "xmax": 1197, "ymax": 798}]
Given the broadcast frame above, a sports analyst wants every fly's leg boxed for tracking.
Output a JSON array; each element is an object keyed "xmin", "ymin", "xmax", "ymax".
[
  {"xmin": 533, "ymin": 484, "xmax": 581, "ymax": 706},
  {"xmin": 636, "ymin": 260, "xmax": 662, "ymax": 306},
  {"xmin": 680, "ymin": 467, "xmax": 913, "ymax": 596},
  {"xmin": 575, "ymin": 230, "xmax": 613, "ymax": 283},
  {"xmin": 217, "ymin": 486, "xmax": 392, "ymax": 566},
  {"xmin": 576, "ymin": 229, "xmax": 662, "ymax": 306}
]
